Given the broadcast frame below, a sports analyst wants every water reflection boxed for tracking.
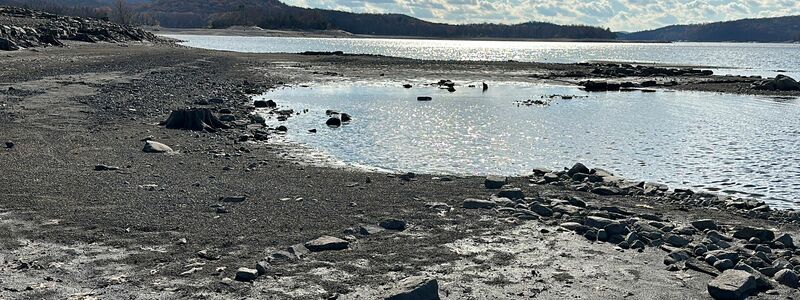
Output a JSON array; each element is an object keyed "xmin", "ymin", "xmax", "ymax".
[{"xmin": 257, "ymin": 81, "xmax": 800, "ymax": 208}]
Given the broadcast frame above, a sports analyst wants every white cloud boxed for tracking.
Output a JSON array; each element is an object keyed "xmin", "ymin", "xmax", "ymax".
[{"xmin": 281, "ymin": 0, "xmax": 800, "ymax": 31}]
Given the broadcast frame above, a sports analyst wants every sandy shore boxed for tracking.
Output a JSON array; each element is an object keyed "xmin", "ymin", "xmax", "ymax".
[{"xmin": 1, "ymin": 41, "xmax": 800, "ymax": 299}]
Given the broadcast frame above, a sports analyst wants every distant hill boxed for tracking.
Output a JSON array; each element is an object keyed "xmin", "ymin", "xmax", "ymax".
[
  {"xmin": 621, "ymin": 15, "xmax": 800, "ymax": 42},
  {"xmin": 0, "ymin": 0, "xmax": 616, "ymax": 40}
]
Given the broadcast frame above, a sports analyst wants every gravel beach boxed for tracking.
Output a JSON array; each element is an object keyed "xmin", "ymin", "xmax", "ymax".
[{"xmin": 2, "ymin": 34, "xmax": 800, "ymax": 299}]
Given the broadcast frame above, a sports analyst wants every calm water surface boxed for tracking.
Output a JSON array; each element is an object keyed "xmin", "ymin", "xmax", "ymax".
[
  {"xmin": 164, "ymin": 34, "xmax": 800, "ymax": 79},
  {"xmin": 257, "ymin": 82, "xmax": 800, "ymax": 208}
]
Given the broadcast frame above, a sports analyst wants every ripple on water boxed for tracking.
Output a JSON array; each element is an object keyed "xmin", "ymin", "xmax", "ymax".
[{"xmin": 255, "ymin": 81, "xmax": 800, "ymax": 209}]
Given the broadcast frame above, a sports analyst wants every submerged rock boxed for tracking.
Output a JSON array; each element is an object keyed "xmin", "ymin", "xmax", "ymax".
[{"xmin": 326, "ymin": 117, "xmax": 342, "ymax": 127}]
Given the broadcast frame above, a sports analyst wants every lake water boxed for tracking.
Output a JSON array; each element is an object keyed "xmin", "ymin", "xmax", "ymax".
[
  {"xmin": 257, "ymin": 81, "xmax": 800, "ymax": 209},
  {"xmin": 164, "ymin": 34, "xmax": 800, "ymax": 79}
]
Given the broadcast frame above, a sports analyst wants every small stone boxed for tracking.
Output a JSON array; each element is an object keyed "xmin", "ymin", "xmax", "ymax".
[
  {"xmin": 234, "ymin": 267, "xmax": 259, "ymax": 282},
  {"xmin": 462, "ymin": 198, "xmax": 496, "ymax": 209},
  {"xmin": 359, "ymin": 225, "xmax": 385, "ymax": 235},
  {"xmin": 707, "ymin": 270, "xmax": 757, "ymax": 300},
  {"xmin": 733, "ymin": 226, "xmax": 775, "ymax": 242},
  {"xmin": 713, "ymin": 259, "xmax": 735, "ymax": 271},
  {"xmin": 497, "ymin": 187, "xmax": 524, "ymax": 199},
  {"xmin": 386, "ymin": 277, "xmax": 440, "ymax": 300},
  {"xmin": 529, "ymin": 203, "xmax": 553, "ymax": 217},
  {"xmin": 379, "ymin": 219, "xmax": 407, "ymax": 231},
  {"xmin": 4, "ymin": 141, "xmax": 14, "ymax": 149},
  {"xmin": 484, "ymin": 175, "xmax": 507, "ymax": 189},
  {"xmin": 664, "ymin": 249, "xmax": 692, "ymax": 265},
  {"xmin": 691, "ymin": 219, "xmax": 718, "ymax": 231},
  {"xmin": 287, "ymin": 244, "xmax": 310, "ymax": 259},
  {"xmin": 304, "ymin": 236, "xmax": 349, "ymax": 252},
  {"xmin": 567, "ymin": 197, "xmax": 586, "ymax": 208},
  {"xmin": 94, "ymin": 164, "xmax": 119, "ymax": 171},
  {"xmin": 255, "ymin": 261, "xmax": 269, "ymax": 275},
  {"xmin": 664, "ymin": 234, "xmax": 691, "ymax": 247},
  {"xmin": 142, "ymin": 141, "xmax": 173, "ymax": 153}
]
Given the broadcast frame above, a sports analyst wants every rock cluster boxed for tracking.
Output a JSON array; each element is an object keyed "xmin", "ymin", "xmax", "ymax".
[
  {"xmin": 0, "ymin": 6, "xmax": 161, "ymax": 51},
  {"xmin": 465, "ymin": 163, "xmax": 800, "ymax": 299},
  {"xmin": 752, "ymin": 75, "xmax": 800, "ymax": 91},
  {"xmin": 588, "ymin": 63, "xmax": 714, "ymax": 78}
]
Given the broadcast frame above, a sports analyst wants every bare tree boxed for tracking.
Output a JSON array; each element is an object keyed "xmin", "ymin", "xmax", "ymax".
[{"xmin": 112, "ymin": 0, "xmax": 133, "ymax": 26}]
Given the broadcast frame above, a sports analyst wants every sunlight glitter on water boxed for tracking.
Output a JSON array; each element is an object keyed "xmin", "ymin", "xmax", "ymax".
[{"xmin": 256, "ymin": 81, "xmax": 800, "ymax": 208}]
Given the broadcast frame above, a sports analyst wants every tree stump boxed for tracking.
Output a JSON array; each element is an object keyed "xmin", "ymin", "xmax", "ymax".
[{"xmin": 163, "ymin": 108, "xmax": 229, "ymax": 132}]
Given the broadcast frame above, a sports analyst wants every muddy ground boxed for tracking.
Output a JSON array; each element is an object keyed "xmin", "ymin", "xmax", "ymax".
[{"xmin": 1, "ymin": 41, "xmax": 799, "ymax": 299}]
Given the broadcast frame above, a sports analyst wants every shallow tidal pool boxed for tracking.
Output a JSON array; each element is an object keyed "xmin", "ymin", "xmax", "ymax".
[{"xmin": 256, "ymin": 81, "xmax": 800, "ymax": 208}]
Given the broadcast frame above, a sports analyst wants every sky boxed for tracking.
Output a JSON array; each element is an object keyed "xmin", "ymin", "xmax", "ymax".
[{"xmin": 281, "ymin": 0, "xmax": 800, "ymax": 32}]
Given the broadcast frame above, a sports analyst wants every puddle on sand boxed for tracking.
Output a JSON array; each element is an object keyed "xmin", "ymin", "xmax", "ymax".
[{"xmin": 255, "ymin": 80, "xmax": 800, "ymax": 209}]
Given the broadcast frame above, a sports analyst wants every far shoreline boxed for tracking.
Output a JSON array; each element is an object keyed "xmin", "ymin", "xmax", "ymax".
[{"xmin": 150, "ymin": 27, "xmax": 671, "ymax": 43}]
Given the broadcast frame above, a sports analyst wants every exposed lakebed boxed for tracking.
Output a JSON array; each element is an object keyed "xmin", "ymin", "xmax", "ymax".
[{"xmin": 256, "ymin": 81, "xmax": 800, "ymax": 208}]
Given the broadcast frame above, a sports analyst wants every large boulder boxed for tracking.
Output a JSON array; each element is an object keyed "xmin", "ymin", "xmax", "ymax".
[
  {"xmin": 707, "ymin": 270, "xmax": 757, "ymax": 300},
  {"xmin": 732, "ymin": 226, "xmax": 775, "ymax": 242},
  {"xmin": 567, "ymin": 163, "xmax": 590, "ymax": 177}
]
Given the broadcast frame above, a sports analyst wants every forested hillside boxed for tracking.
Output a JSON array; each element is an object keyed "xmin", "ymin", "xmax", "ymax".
[
  {"xmin": 621, "ymin": 15, "xmax": 800, "ymax": 42},
  {"xmin": 0, "ymin": 0, "xmax": 616, "ymax": 39}
]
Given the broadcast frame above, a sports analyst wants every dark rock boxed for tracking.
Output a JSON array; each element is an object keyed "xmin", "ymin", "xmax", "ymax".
[
  {"xmin": 584, "ymin": 216, "xmax": 613, "ymax": 229},
  {"xmin": 567, "ymin": 163, "xmax": 591, "ymax": 177},
  {"xmin": 686, "ymin": 258, "xmax": 719, "ymax": 276},
  {"xmin": 733, "ymin": 226, "xmax": 775, "ymax": 242},
  {"xmin": 276, "ymin": 125, "xmax": 288, "ymax": 132},
  {"xmin": 567, "ymin": 197, "xmax": 586, "ymax": 208},
  {"xmin": 340, "ymin": 113, "xmax": 352, "ymax": 122},
  {"xmin": 304, "ymin": 236, "xmax": 349, "ymax": 252},
  {"xmin": 714, "ymin": 259, "xmax": 735, "ymax": 271},
  {"xmin": 379, "ymin": 219, "xmax": 407, "ymax": 231},
  {"xmin": 326, "ymin": 117, "xmax": 342, "ymax": 127},
  {"xmin": 287, "ymin": 244, "xmax": 310, "ymax": 259},
  {"xmin": 664, "ymin": 249, "xmax": 692, "ymax": 265},
  {"xmin": 529, "ymin": 203, "xmax": 553, "ymax": 217},
  {"xmin": 560, "ymin": 222, "xmax": 587, "ymax": 233},
  {"xmin": 591, "ymin": 186, "xmax": 621, "ymax": 196},
  {"xmin": 234, "ymin": 267, "xmax": 259, "ymax": 282},
  {"xmin": 707, "ymin": 270, "xmax": 756, "ymax": 300},
  {"xmin": 417, "ymin": 96, "xmax": 432, "ymax": 101},
  {"xmin": 462, "ymin": 198, "xmax": 496, "ymax": 209},
  {"xmin": 664, "ymin": 234, "xmax": 691, "ymax": 247},
  {"xmin": 0, "ymin": 37, "xmax": 20, "ymax": 51},
  {"xmin": 774, "ymin": 233, "xmax": 795, "ymax": 249},
  {"xmin": 773, "ymin": 269, "xmax": 799, "ymax": 288},
  {"xmin": 691, "ymin": 219, "xmax": 718, "ymax": 231},
  {"xmin": 543, "ymin": 173, "xmax": 560, "ymax": 183},
  {"xmin": 4, "ymin": 141, "xmax": 13, "ymax": 149},
  {"xmin": 484, "ymin": 175, "xmax": 507, "ymax": 189},
  {"xmin": 163, "ymin": 108, "xmax": 228, "ymax": 132},
  {"xmin": 254, "ymin": 99, "xmax": 277, "ymax": 108},
  {"xmin": 497, "ymin": 187, "xmax": 524, "ymax": 199},
  {"xmin": 256, "ymin": 261, "xmax": 269, "ymax": 275},
  {"xmin": 403, "ymin": 84, "xmax": 412, "ymax": 88},
  {"xmin": 386, "ymin": 277, "xmax": 440, "ymax": 300}
]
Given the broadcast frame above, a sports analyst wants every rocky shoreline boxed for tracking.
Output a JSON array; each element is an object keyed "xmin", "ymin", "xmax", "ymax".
[
  {"xmin": 2, "ymin": 11, "xmax": 800, "ymax": 299},
  {"xmin": 0, "ymin": 6, "xmax": 161, "ymax": 51}
]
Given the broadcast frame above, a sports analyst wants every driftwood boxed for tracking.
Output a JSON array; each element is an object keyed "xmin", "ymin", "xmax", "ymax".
[{"xmin": 163, "ymin": 108, "xmax": 229, "ymax": 132}]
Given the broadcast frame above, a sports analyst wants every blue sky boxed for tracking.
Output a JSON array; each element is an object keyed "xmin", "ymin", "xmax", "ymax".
[{"xmin": 282, "ymin": 0, "xmax": 800, "ymax": 32}]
